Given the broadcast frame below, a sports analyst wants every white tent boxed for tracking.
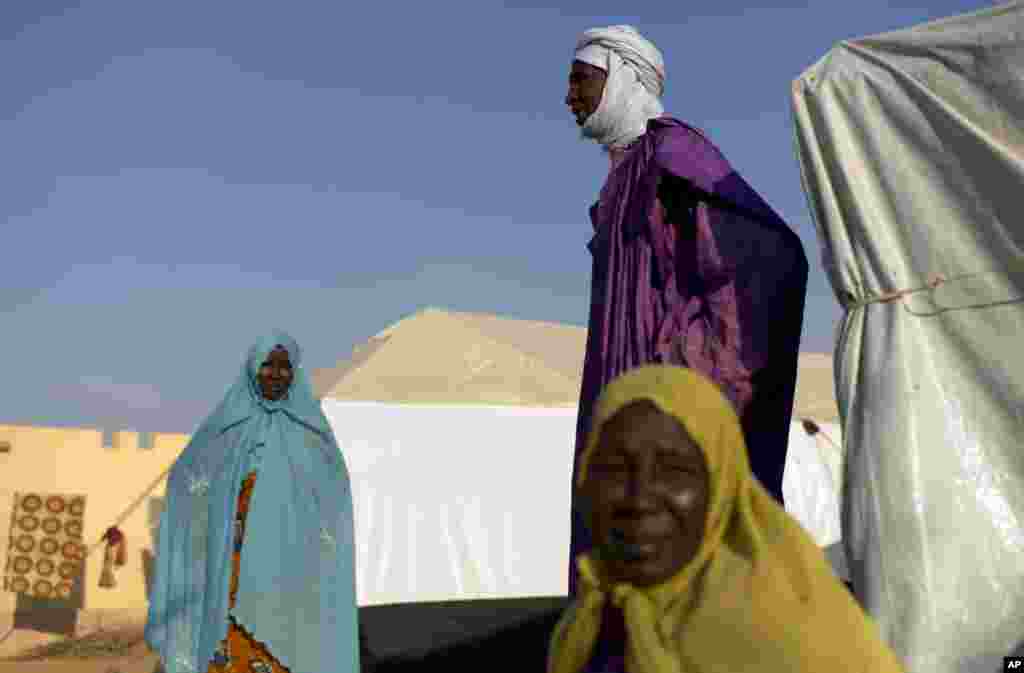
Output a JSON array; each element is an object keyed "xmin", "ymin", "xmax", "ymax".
[
  {"xmin": 325, "ymin": 403, "xmax": 843, "ymax": 606},
  {"xmin": 792, "ymin": 3, "xmax": 1024, "ymax": 671},
  {"xmin": 322, "ymin": 401, "xmax": 577, "ymax": 606},
  {"xmin": 784, "ymin": 420, "xmax": 842, "ymax": 549},
  {"xmin": 316, "ymin": 308, "xmax": 846, "ymax": 605}
]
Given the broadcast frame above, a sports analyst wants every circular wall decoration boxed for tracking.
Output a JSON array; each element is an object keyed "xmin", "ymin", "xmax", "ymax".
[
  {"xmin": 18, "ymin": 515, "xmax": 39, "ymax": 532},
  {"xmin": 55, "ymin": 582, "xmax": 73, "ymax": 599},
  {"xmin": 15, "ymin": 535, "xmax": 35, "ymax": 553},
  {"xmin": 69, "ymin": 499, "xmax": 85, "ymax": 517},
  {"xmin": 33, "ymin": 579, "xmax": 53, "ymax": 598},
  {"xmin": 36, "ymin": 559, "xmax": 55, "ymax": 576},
  {"xmin": 10, "ymin": 577, "xmax": 29, "ymax": 593},
  {"xmin": 20, "ymin": 494, "xmax": 42, "ymax": 512},
  {"xmin": 40, "ymin": 538, "xmax": 60, "ymax": 555},
  {"xmin": 58, "ymin": 561, "xmax": 79, "ymax": 580},
  {"xmin": 64, "ymin": 520, "xmax": 83, "ymax": 538},
  {"xmin": 61, "ymin": 541, "xmax": 82, "ymax": 560},
  {"xmin": 42, "ymin": 517, "xmax": 61, "ymax": 535},
  {"xmin": 45, "ymin": 496, "xmax": 66, "ymax": 514},
  {"xmin": 12, "ymin": 556, "xmax": 33, "ymax": 574}
]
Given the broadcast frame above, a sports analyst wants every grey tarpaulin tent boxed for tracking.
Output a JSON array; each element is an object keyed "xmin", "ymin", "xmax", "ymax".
[{"xmin": 792, "ymin": 3, "xmax": 1024, "ymax": 671}]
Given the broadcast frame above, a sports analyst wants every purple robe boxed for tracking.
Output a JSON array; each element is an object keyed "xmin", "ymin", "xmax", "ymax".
[{"xmin": 569, "ymin": 117, "xmax": 808, "ymax": 595}]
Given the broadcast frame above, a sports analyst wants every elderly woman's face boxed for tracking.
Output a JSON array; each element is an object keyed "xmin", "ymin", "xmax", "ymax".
[
  {"xmin": 257, "ymin": 346, "xmax": 293, "ymax": 400},
  {"xmin": 582, "ymin": 401, "xmax": 710, "ymax": 587},
  {"xmin": 566, "ymin": 60, "xmax": 607, "ymax": 126}
]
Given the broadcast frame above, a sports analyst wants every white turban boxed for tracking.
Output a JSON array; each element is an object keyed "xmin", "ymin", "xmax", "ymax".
[{"xmin": 573, "ymin": 25, "xmax": 666, "ymax": 150}]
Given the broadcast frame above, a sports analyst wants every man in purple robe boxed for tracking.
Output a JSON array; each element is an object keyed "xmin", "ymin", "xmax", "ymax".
[{"xmin": 564, "ymin": 25, "xmax": 808, "ymax": 595}]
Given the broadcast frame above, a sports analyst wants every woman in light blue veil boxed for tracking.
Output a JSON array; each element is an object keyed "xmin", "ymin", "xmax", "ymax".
[{"xmin": 145, "ymin": 330, "xmax": 360, "ymax": 673}]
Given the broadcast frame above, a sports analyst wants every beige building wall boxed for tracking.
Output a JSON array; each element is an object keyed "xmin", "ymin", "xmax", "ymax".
[{"xmin": 0, "ymin": 424, "xmax": 187, "ymax": 645}]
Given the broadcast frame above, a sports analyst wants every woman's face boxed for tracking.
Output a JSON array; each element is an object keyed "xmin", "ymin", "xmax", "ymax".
[
  {"xmin": 581, "ymin": 401, "xmax": 710, "ymax": 587},
  {"xmin": 257, "ymin": 346, "xmax": 293, "ymax": 400}
]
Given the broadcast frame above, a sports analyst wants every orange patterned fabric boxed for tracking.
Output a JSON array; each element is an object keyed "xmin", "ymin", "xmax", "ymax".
[{"xmin": 207, "ymin": 472, "xmax": 291, "ymax": 673}]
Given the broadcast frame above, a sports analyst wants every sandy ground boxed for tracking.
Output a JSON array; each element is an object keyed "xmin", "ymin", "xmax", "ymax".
[
  {"xmin": 0, "ymin": 625, "xmax": 159, "ymax": 673},
  {"xmin": 0, "ymin": 598, "xmax": 568, "ymax": 672},
  {"xmin": 0, "ymin": 655, "xmax": 158, "ymax": 673}
]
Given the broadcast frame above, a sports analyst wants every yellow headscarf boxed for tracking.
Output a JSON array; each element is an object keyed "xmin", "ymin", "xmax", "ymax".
[{"xmin": 548, "ymin": 365, "xmax": 904, "ymax": 673}]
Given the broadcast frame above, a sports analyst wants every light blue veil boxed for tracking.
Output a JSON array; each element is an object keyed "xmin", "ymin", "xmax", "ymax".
[{"xmin": 145, "ymin": 330, "xmax": 359, "ymax": 673}]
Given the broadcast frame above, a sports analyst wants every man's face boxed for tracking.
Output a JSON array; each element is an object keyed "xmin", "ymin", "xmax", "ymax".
[
  {"xmin": 581, "ymin": 401, "xmax": 710, "ymax": 587},
  {"xmin": 257, "ymin": 346, "xmax": 293, "ymax": 400},
  {"xmin": 566, "ymin": 60, "xmax": 607, "ymax": 126}
]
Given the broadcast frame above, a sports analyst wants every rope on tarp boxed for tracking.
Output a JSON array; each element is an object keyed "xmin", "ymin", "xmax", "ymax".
[
  {"xmin": 841, "ymin": 262, "xmax": 1024, "ymax": 315},
  {"xmin": 843, "ymin": 273, "xmax": 947, "ymax": 311}
]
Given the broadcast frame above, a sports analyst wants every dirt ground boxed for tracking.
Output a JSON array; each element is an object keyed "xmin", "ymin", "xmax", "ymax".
[{"xmin": 0, "ymin": 624, "xmax": 159, "ymax": 673}]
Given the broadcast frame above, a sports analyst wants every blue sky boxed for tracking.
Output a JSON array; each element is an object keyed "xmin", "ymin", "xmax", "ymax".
[{"xmin": 1, "ymin": 0, "xmax": 991, "ymax": 433}]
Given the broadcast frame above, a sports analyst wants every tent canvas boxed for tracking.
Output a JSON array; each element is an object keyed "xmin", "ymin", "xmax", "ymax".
[
  {"xmin": 322, "ymin": 400, "xmax": 845, "ymax": 607},
  {"xmin": 313, "ymin": 307, "xmax": 839, "ymax": 420},
  {"xmin": 322, "ymin": 401, "xmax": 577, "ymax": 606},
  {"xmin": 315, "ymin": 308, "xmax": 846, "ymax": 606},
  {"xmin": 792, "ymin": 2, "xmax": 1024, "ymax": 671},
  {"xmin": 783, "ymin": 421, "xmax": 842, "ymax": 549}
]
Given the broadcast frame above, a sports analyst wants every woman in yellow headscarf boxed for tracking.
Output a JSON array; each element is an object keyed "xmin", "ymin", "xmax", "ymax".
[{"xmin": 548, "ymin": 365, "xmax": 904, "ymax": 673}]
